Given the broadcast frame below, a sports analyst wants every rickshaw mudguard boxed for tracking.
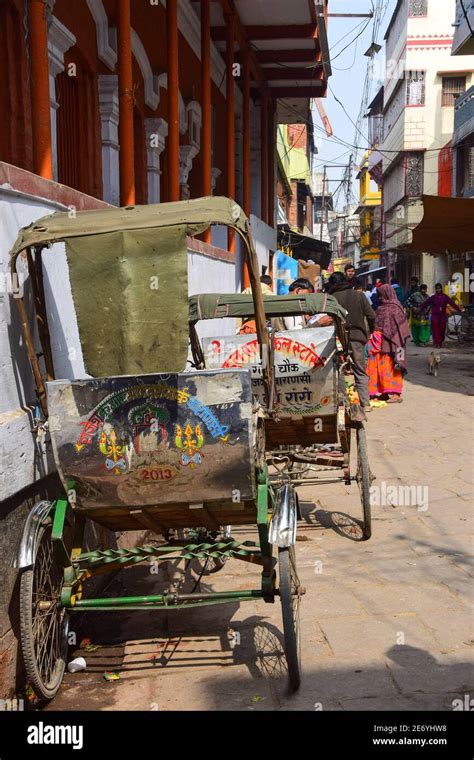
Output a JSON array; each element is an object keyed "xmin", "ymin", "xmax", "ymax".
[
  {"xmin": 14, "ymin": 499, "xmax": 55, "ymax": 569},
  {"xmin": 268, "ymin": 483, "xmax": 298, "ymax": 548}
]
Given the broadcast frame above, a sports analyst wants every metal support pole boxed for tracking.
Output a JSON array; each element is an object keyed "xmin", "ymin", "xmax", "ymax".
[
  {"xmin": 28, "ymin": 0, "xmax": 53, "ymax": 179},
  {"xmin": 167, "ymin": 0, "xmax": 180, "ymax": 201},
  {"xmin": 117, "ymin": 0, "xmax": 135, "ymax": 206},
  {"xmin": 201, "ymin": 0, "xmax": 212, "ymax": 242}
]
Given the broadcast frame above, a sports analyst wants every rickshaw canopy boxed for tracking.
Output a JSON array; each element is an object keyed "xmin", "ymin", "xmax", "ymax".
[
  {"xmin": 9, "ymin": 196, "xmax": 251, "ymax": 256},
  {"xmin": 10, "ymin": 198, "xmax": 258, "ymax": 380}
]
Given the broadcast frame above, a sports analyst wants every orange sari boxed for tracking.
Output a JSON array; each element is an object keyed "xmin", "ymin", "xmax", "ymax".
[{"xmin": 367, "ymin": 330, "xmax": 403, "ymax": 397}]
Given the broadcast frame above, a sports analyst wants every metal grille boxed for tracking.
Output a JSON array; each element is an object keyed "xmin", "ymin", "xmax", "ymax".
[
  {"xmin": 56, "ymin": 71, "xmax": 80, "ymax": 190},
  {"xmin": 408, "ymin": 0, "xmax": 427, "ymax": 16},
  {"xmin": 405, "ymin": 154, "xmax": 424, "ymax": 197},
  {"xmin": 0, "ymin": 2, "xmax": 27, "ymax": 168},
  {"xmin": 442, "ymin": 76, "xmax": 466, "ymax": 107},
  {"xmin": 56, "ymin": 64, "xmax": 97, "ymax": 195},
  {"xmin": 468, "ymin": 147, "xmax": 474, "ymax": 192}
]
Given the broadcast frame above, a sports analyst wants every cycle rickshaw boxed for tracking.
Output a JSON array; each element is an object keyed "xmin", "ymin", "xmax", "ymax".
[{"xmin": 10, "ymin": 196, "xmax": 372, "ymax": 701}]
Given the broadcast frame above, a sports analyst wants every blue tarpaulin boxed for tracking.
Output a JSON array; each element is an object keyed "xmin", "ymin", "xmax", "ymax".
[{"xmin": 274, "ymin": 250, "xmax": 298, "ymax": 294}]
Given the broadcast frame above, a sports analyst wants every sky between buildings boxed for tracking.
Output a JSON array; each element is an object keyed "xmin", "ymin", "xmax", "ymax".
[{"xmin": 312, "ymin": 0, "xmax": 397, "ymax": 211}]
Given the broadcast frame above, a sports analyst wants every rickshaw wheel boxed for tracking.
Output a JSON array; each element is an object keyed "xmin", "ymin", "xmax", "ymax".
[
  {"xmin": 356, "ymin": 425, "xmax": 372, "ymax": 540},
  {"xmin": 20, "ymin": 523, "xmax": 68, "ymax": 701},
  {"xmin": 278, "ymin": 546, "xmax": 302, "ymax": 691}
]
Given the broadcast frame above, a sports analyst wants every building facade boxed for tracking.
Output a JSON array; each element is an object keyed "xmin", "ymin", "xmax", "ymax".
[
  {"xmin": 313, "ymin": 169, "xmax": 333, "ymax": 243},
  {"xmin": 452, "ymin": 86, "xmax": 474, "ymax": 197},
  {"xmin": 277, "ymin": 123, "xmax": 316, "ymax": 235},
  {"xmin": 327, "ymin": 207, "xmax": 361, "ymax": 272},
  {"xmin": 359, "ymin": 86, "xmax": 384, "ymax": 281},
  {"xmin": 452, "ymin": 0, "xmax": 474, "ymax": 55},
  {"xmin": 380, "ymin": 0, "xmax": 474, "ymax": 288},
  {"xmin": 356, "ymin": 152, "xmax": 382, "ymax": 262}
]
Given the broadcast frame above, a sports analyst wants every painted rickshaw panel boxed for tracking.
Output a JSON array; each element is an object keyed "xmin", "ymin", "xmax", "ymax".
[
  {"xmin": 47, "ymin": 369, "xmax": 256, "ymax": 514},
  {"xmin": 203, "ymin": 327, "xmax": 338, "ymax": 419}
]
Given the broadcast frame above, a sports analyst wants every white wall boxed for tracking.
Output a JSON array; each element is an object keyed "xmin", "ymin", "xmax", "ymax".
[
  {"xmin": 250, "ymin": 214, "xmax": 276, "ymax": 275},
  {"xmin": 0, "ymin": 190, "xmax": 71, "ymax": 500},
  {"xmin": 384, "ymin": 0, "xmax": 408, "ymax": 101},
  {"xmin": 187, "ymin": 249, "xmax": 237, "ymax": 339}
]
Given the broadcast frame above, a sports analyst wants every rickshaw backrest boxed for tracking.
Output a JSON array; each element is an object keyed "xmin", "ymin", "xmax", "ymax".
[{"xmin": 203, "ymin": 327, "xmax": 339, "ymax": 447}]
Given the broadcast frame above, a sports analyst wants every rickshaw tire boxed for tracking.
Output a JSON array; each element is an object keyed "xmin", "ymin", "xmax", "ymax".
[
  {"xmin": 278, "ymin": 546, "xmax": 301, "ymax": 692},
  {"xmin": 356, "ymin": 425, "xmax": 372, "ymax": 540},
  {"xmin": 19, "ymin": 524, "xmax": 67, "ymax": 701}
]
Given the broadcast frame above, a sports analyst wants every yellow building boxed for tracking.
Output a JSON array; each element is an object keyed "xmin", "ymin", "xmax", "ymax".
[{"xmin": 356, "ymin": 151, "xmax": 382, "ymax": 263}]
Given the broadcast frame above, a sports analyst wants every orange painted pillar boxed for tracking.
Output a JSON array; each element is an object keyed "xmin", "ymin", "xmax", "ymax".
[
  {"xmin": 28, "ymin": 0, "xmax": 53, "ymax": 179},
  {"xmin": 117, "ymin": 0, "xmax": 135, "ymax": 206},
  {"xmin": 201, "ymin": 0, "xmax": 212, "ymax": 243},
  {"xmin": 242, "ymin": 47, "xmax": 251, "ymax": 289},
  {"xmin": 167, "ymin": 0, "xmax": 180, "ymax": 201},
  {"xmin": 260, "ymin": 90, "xmax": 269, "ymax": 225},
  {"xmin": 268, "ymin": 98, "xmax": 275, "ymax": 227},
  {"xmin": 225, "ymin": 12, "xmax": 235, "ymax": 252}
]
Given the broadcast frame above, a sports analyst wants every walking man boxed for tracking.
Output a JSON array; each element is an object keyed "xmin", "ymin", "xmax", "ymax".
[{"xmin": 326, "ymin": 271, "xmax": 375, "ymax": 413}]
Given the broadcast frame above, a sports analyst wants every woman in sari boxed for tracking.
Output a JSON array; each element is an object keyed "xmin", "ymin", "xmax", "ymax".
[
  {"xmin": 367, "ymin": 284, "xmax": 410, "ymax": 404},
  {"xmin": 405, "ymin": 283, "xmax": 431, "ymax": 345},
  {"xmin": 417, "ymin": 283, "xmax": 464, "ymax": 348}
]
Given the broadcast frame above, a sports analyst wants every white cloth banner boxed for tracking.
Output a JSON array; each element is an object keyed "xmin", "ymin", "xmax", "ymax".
[{"xmin": 203, "ymin": 327, "xmax": 337, "ymax": 418}]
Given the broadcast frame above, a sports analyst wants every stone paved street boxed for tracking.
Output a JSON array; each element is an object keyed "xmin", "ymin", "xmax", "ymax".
[{"xmin": 47, "ymin": 342, "xmax": 474, "ymax": 712}]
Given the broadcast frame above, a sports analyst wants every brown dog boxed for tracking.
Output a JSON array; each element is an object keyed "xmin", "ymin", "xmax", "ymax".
[{"xmin": 428, "ymin": 352, "xmax": 441, "ymax": 377}]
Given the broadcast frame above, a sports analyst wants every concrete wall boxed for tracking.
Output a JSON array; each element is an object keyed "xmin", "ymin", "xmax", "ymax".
[
  {"xmin": 385, "ymin": 198, "xmax": 423, "ymax": 250},
  {"xmin": 384, "ymin": 0, "xmax": 408, "ymax": 102}
]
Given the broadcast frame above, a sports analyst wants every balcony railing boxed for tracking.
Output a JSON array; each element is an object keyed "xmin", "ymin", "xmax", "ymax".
[{"xmin": 454, "ymin": 86, "xmax": 474, "ymax": 130}]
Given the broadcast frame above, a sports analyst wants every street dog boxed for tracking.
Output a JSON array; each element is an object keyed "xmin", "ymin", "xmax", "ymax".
[{"xmin": 428, "ymin": 352, "xmax": 441, "ymax": 377}]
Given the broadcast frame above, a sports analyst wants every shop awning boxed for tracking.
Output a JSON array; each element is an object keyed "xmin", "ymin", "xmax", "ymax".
[
  {"xmin": 356, "ymin": 265, "xmax": 386, "ymax": 278},
  {"xmin": 407, "ymin": 195, "xmax": 474, "ymax": 256},
  {"xmin": 277, "ymin": 224, "xmax": 332, "ymax": 269}
]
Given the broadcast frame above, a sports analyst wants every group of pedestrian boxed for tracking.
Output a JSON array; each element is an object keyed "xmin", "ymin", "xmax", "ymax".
[
  {"xmin": 366, "ymin": 274, "xmax": 465, "ymax": 349},
  {"xmin": 327, "ymin": 266, "xmax": 409, "ymax": 411},
  {"xmin": 238, "ymin": 264, "xmax": 465, "ymax": 413},
  {"xmin": 405, "ymin": 277, "xmax": 464, "ymax": 348}
]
